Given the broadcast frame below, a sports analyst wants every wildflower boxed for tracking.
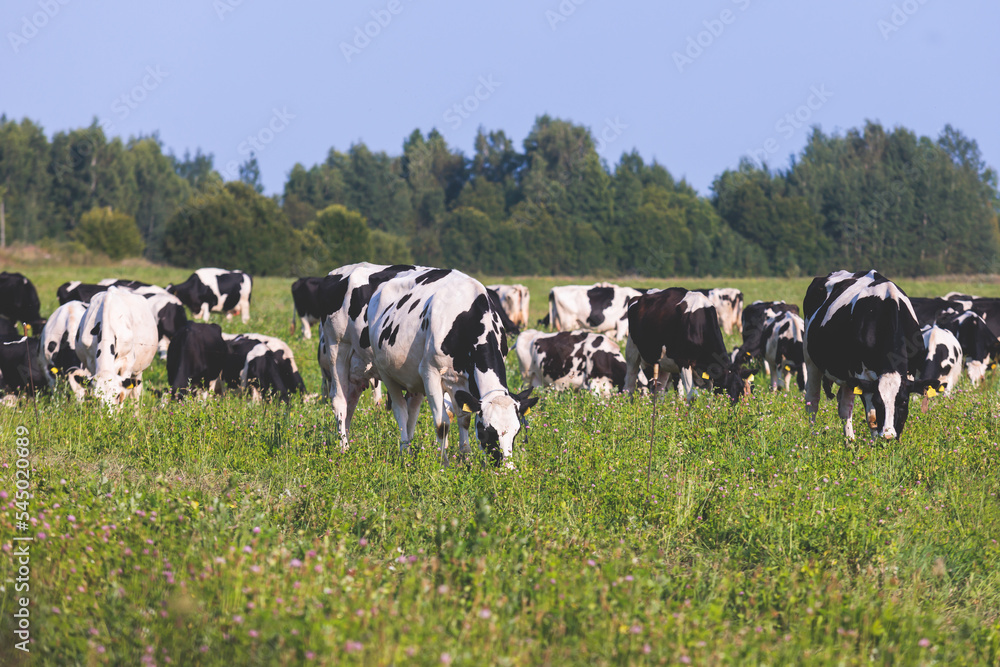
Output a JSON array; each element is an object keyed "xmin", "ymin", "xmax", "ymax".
[
  {"xmin": 918, "ymin": 638, "xmax": 931, "ymax": 648},
  {"xmin": 479, "ymin": 608, "xmax": 492, "ymax": 619}
]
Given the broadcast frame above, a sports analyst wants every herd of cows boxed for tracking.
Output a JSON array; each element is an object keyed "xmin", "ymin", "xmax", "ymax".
[{"xmin": 1, "ymin": 266, "xmax": 998, "ymax": 465}]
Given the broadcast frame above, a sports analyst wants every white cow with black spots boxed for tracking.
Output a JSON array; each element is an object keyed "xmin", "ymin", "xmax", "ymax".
[{"xmin": 368, "ymin": 269, "xmax": 537, "ymax": 467}]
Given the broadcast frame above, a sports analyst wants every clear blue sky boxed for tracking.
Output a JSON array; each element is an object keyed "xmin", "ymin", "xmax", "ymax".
[{"xmin": 2, "ymin": 0, "xmax": 997, "ymax": 196}]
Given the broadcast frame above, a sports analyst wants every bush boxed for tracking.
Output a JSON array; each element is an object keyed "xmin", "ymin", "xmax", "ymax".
[{"xmin": 73, "ymin": 207, "xmax": 145, "ymax": 260}]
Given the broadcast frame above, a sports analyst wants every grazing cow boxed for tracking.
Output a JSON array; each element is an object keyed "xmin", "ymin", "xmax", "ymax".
[
  {"xmin": 130, "ymin": 287, "xmax": 189, "ymax": 359},
  {"xmin": 963, "ymin": 298, "xmax": 1000, "ymax": 340},
  {"xmin": 803, "ymin": 270, "xmax": 936, "ymax": 441},
  {"xmin": 369, "ymin": 269, "xmax": 537, "ymax": 467},
  {"xmin": 57, "ymin": 282, "xmax": 111, "ymax": 305},
  {"xmin": 39, "ymin": 301, "xmax": 88, "ymax": 379},
  {"xmin": 167, "ymin": 268, "xmax": 252, "ymax": 323},
  {"xmin": 0, "ymin": 336, "xmax": 51, "ymax": 398},
  {"xmin": 918, "ymin": 325, "xmax": 963, "ymax": 396},
  {"xmin": 936, "ymin": 310, "xmax": 1000, "ymax": 385},
  {"xmin": 624, "ymin": 288, "xmax": 751, "ymax": 401},
  {"xmin": 762, "ymin": 311, "xmax": 807, "ymax": 391},
  {"xmin": 487, "ymin": 284, "xmax": 530, "ymax": 328},
  {"xmin": 222, "ymin": 332, "xmax": 306, "ymax": 396},
  {"xmin": 166, "ymin": 322, "xmax": 229, "ymax": 398},
  {"xmin": 75, "ymin": 287, "xmax": 159, "ymax": 407},
  {"xmin": 0, "ymin": 272, "xmax": 45, "ymax": 330},
  {"xmin": 908, "ymin": 297, "xmax": 965, "ymax": 327},
  {"xmin": 548, "ymin": 283, "xmax": 646, "ymax": 341},
  {"xmin": 694, "ymin": 288, "xmax": 744, "ymax": 335},
  {"xmin": 0, "ymin": 317, "xmax": 19, "ymax": 341},
  {"xmin": 515, "ymin": 329, "xmax": 637, "ymax": 396},
  {"xmin": 319, "ymin": 262, "xmax": 429, "ymax": 448},
  {"xmin": 737, "ymin": 300, "xmax": 800, "ymax": 369}
]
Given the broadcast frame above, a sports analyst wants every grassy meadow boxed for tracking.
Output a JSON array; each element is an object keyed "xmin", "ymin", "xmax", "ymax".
[{"xmin": 2, "ymin": 262, "xmax": 1000, "ymax": 665}]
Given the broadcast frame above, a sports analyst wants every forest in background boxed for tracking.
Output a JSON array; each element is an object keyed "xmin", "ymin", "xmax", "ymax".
[{"xmin": 0, "ymin": 113, "xmax": 997, "ymax": 277}]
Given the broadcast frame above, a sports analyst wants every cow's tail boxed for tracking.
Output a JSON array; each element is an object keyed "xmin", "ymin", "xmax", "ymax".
[
  {"xmin": 290, "ymin": 299, "xmax": 297, "ymax": 336},
  {"xmin": 548, "ymin": 291, "xmax": 556, "ymax": 331}
]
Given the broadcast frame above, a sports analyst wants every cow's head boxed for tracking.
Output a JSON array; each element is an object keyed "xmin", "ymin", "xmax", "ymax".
[
  {"xmin": 848, "ymin": 374, "xmax": 939, "ymax": 440},
  {"xmin": 455, "ymin": 387, "xmax": 538, "ymax": 467},
  {"xmin": 92, "ymin": 372, "xmax": 139, "ymax": 407}
]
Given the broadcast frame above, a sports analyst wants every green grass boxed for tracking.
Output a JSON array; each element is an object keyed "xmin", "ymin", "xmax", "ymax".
[{"xmin": 2, "ymin": 263, "xmax": 1000, "ymax": 665}]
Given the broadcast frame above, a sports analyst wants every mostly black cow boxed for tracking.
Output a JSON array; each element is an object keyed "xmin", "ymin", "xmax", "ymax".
[
  {"xmin": 0, "ymin": 272, "xmax": 45, "ymax": 331},
  {"xmin": 624, "ymin": 288, "xmax": 751, "ymax": 402},
  {"xmin": 803, "ymin": 270, "xmax": 936, "ymax": 441},
  {"xmin": 936, "ymin": 310, "xmax": 1000, "ymax": 385}
]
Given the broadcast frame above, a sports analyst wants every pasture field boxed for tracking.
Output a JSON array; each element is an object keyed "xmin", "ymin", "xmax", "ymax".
[{"xmin": 2, "ymin": 264, "xmax": 1000, "ymax": 665}]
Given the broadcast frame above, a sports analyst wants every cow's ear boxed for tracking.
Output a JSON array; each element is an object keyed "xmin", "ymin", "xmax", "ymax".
[
  {"xmin": 455, "ymin": 390, "xmax": 480, "ymax": 414},
  {"xmin": 513, "ymin": 388, "xmax": 538, "ymax": 415},
  {"xmin": 121, "ymin": 378, "xmax": 136, "ymax": 389},
  {"xmin": 910, "ymin": 377, "xmax": 941, "ymax": 395}
]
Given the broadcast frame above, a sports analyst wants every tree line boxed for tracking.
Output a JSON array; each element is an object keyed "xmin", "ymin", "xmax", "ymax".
[{"xmin": 0, "ymin": 113, "xmax": 996, "ymax": 277}]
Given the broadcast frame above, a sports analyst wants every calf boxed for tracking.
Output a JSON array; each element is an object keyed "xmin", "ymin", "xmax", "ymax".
[
  {"xmin": 0, "ymin": 272, "xmax": 45, "ymax": 330},
  {"xmin": 803, "ymin": 270, "xmax": 935, "ymax": 441},
  {"xmin": 75, "ymin": 287, "xmax": 159, "ymax": 407},
  {"xmin": 369, "ymin": 269, "xmax": 537, "ymax": 467},
  {"xmin": 548, "ymin": 283, "xmax": 645, "ymax": 341},
  {"xmin": 693, "ymin": 288, "xmax": 744, "ymax": 335},
  {"xmin": 167, "ymin": 268, "xmax": 252, "ymax": 323},
  {"xmin": 762, "ymin": 310, "xmax": 807, "ymax": 391},
  {"xmin": 936, "ymin": 310, "xmax": 1000, "ymax": 385},
  {"xmin": 487, "ymin": 284, "xmax": 530, "ymax": 328},
  {"xmin": 918, "ymin": 325, "xmax": 963, "ymax": 396},
  {"xmin": 515, "ymin": 329, "xmax": 634, "ymax": 396},
  {"xmin": 624, "ymin": 288, "xmax": 751, "ymax": 401}
]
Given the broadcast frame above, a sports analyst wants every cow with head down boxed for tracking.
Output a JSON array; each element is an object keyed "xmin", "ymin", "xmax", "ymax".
[
  {"xmin": 548, "ymin": 283, "xmax": 647, "ymax": 341},
  {"xmin": 74, "ymin": 287, "xmax": 158, "ymax": 407},
  {"xmin": 515, "ymin": 329, "xmax": 639, "ymax": 397},
  {"xmin": 368, "ymin": 268, "xmax": 537, "ymax": 468},
  {"xmin": 624, "ymin": 288, "xmax": 752, "ymax": 402},
  {"xmin": 803, "ymin": 270, "xmax": 937, "ymax": 441}
]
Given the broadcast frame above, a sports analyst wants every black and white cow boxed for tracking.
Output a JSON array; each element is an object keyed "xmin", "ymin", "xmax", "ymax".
[
  {"xmin": 515, "ymin": 329, "xmax": 636, "ymax": 396},
  {"xmin": 548, "ymin": 283, "xmax": 646, "ymax": 341},
  {"xmin": 737, "ymin": 300, "xmax": 801, "ymax": 370},
  {"xmin": 56, "ymin": 280, "xmax": 146, "ymax": 305},
  {"xmin": 166, "ymin": 322, "xmax": 229, "ymax": 398},
  {"xmin": 75, "ymin": 287, "xmax": 159, "ymax": 407},
  {"xmin": 222, "ymin": 332, "xmax": 306, "ymax": 397},
  {"xmin": 762, "ymin": 310, "xmax": 807, "ymax": 391},
  {"xmin": 318, "ymin": 262, "xmax": 428, "ymax": 449},
  {"xmin": 936, "ymin": 310, "xmax": 1000, "ymax": 385},
  {"xmin": 803, "ymin": 270, "xmax": 935, "ymax": 441},
  {"xmin": 369, "ymin": 269, "xmax": 537, "ymax": 467},
  {"xmin": 131, "ymin": 287, "xmax": 189, "ymax": 359},
  {"xmin": 0, "ymin": 336, "xmax": 51, "ymax": 399},
  {"xmin": 0, "ymin": 272, "xmax": 45, "ymax": 331},
  {"xmin": 693, "ymin": 288, "xmax": 744, "ymax": 335},
  {"xmin": 167, "ymin": 268, "xmax": 252, "ymax": 323},
  {"xmin": 918, "ymin": 325, "xmax": 963, "ymax": 396},
  {"xmin": 624, "ymin": 288, "xmax": 751, "ymax": 401},
  {"xmin": 963, "ymin": 298, "xmax": 1000, "ymax": 340},
  {"xmin": 908, "ymin": 297, "xmax": 964, "ymax": 327},
  {"xmin": 39, "ymin": 300, "xmax": 88, "ymax": 379},
  {"xmin": 487, "ymin": 284, "xmax": 530, "ymax": 328},
  {"xmin": 486, "ymin": 288, "xmax": 522, "ymax": 337}
]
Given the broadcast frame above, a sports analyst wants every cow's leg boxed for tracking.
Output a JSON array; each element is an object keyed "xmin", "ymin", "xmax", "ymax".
[
  {"xmin": 344, "ymin": 378, "xmax": 367, "ymax": 435},
  {"xmin": 765, "ymin": 349, "xmax": 778, "ymax": 391},
  {"xmin": 422, "ymin": 373, "xmax": 454, "ymax": 467},
  {"xmin": 836, "ymin": 385, "xmax": 856, "ymax": 441},
  {"xmin": 404, "ymin": 392, "xmax": 423, "ymax": 445},
  {"xmin": 679, "ymin": 366, "xmax": 695, "ymax": 400},
  {"xmin": 240, "ymin": 296, "xmax": 251, "ymax": 324},
  {"xmin": 804, "ymin": 358, "xmax": 822, "ymax": 422},
  {"xmin": 301, "ymin": 317, "xmax": 312, "ymax": 340},
  {"xmin": 328, "ymin": 343, "xmax": 352, "ymax": 450},
  {"xmin": 199, "ymin": 304, "xmax": 211, "ymax": 322},
  {"xmin": 371, "ymin": 379, "xmax": 383, "ymax": 408},
  {"xmin": 624, "ymin": 338, "xmax": 642, "ymax": 394},
  {"xmin": 381, "ymin": 378, "xmax": 412, "ymax": 456}
]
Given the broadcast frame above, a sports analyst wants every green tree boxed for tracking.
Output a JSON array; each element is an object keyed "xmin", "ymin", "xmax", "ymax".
[{"xmin": 306, "ymin": 204, "xmax": 373, "ymax": 267}]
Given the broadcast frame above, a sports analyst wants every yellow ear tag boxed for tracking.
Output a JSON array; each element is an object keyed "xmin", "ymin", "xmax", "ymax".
[
  {"xmin": 992, "ymin": 363, "xmax": 997, "ymax": 370},
  {"xmin": 747, "ymin": 374, "xmax": 754, "ymax": 383},
  {"xmin": 701, "ymin": 372, "xmax": 710, "ymax": 379},
  {"xmin": 925, "ymin": 387, "xmax": 938, "ymax": 398},
  {"xmin": 462, "ymin": 403, "xmax": 473, "ymax": 413},
  {"xmin": 523, "ymin": 407, "xmax": 531, "ymax": 416},
  {"xmin": 853, "ymin": 386, "xmax": 863, "ymax": 395}
]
